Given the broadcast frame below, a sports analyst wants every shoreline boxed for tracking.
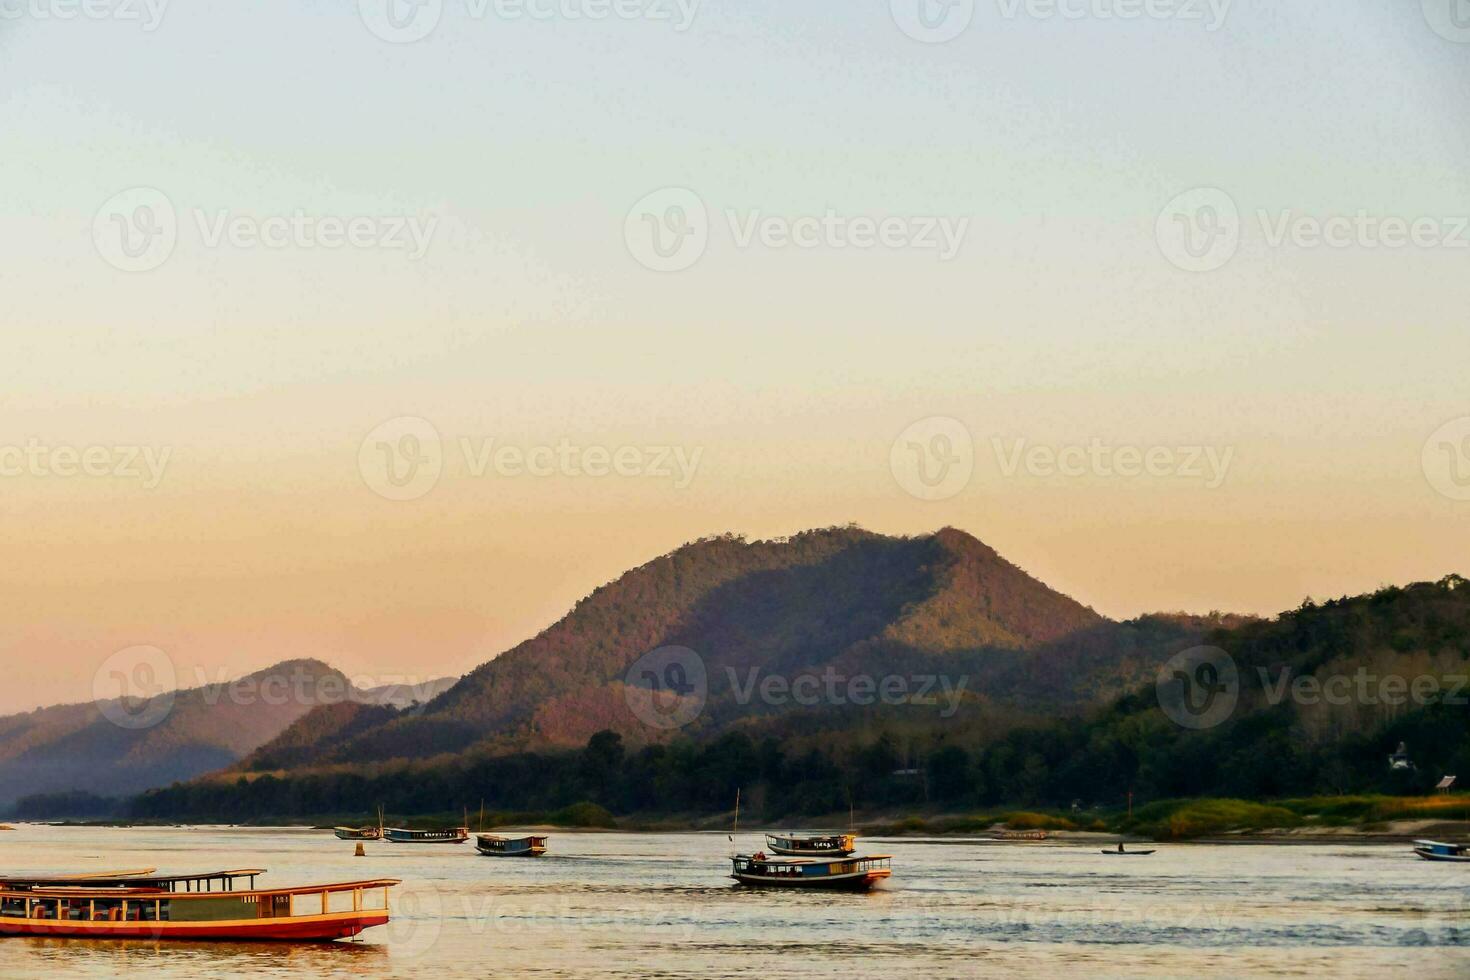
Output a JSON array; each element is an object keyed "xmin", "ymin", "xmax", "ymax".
[{"xmin": 18, "ymin": 818, "xmax": 1466, "ymax": 844}]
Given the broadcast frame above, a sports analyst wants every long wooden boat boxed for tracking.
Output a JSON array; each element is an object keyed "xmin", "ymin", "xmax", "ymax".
[
  {"xmin": 1414, "ymin": 840, "xmax": 1470, "ymax": 862},
  {"xmin": 383, "ymin": 826, "xmax": 468, "ymax": 844},
  {"xmin": 1101, "ymin": 848, "xmax": 1156, "ymax": 856},
  {"xmin": 0, "ymin": 869, "xmax": 400, "ymax": 941},
  {"xmin": 476, "ymin": 834, "xmax": 547, "ymax": 857},
  {"xmin": 730, "ymin": 854, "xmax": 891, "ymax": 891},
  {"xmin": 765, "ymin": 832, "xmax": 856, "ymax": 857},
  {"xmin": 334, "ymin": 826, "xmax": 381, "ymax": 841}
]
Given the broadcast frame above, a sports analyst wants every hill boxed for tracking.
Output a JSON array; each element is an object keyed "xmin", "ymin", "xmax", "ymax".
[
  {"xmin": 235, "ymin": 526, "xmax": 1129, "ymax": 772},
  {"xmin": 132, "ymin": 574, "xmax": 1470, "ymax": 826},
  {"xmin": 0, "ymin": 659, "xmax": 354, "ymax": 811}
]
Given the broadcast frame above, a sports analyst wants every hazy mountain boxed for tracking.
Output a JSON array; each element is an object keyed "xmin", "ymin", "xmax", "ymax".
[
  {"xmin": 236, "ymin": 526, "xmax": 1196, "ymax": 772},
  {"xmin": 0, "ymin": 658, "xmax": 354, "ymax": 810}
]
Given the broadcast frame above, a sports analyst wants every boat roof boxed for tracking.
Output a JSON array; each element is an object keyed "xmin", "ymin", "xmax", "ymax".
[
  {"xmin": 740, "ymin": 854, "xmax": 890, "ymax": 866},
  {"xmin": 0, "ymin": 869, "xmax": 266, "ymax": 890},
  {"xmin": 768, "ymin": 831, "xmax": 854, "ymax": 839}
]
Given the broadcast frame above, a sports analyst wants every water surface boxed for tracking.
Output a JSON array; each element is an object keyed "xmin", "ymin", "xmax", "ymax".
[{"xmin": 0, "ymin": 826, "xmax": 1464, "ymax": 978}]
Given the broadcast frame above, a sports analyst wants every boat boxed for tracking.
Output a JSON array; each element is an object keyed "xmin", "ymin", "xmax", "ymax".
[
  {"xmin": 383, "ymin": 826, "xmax": 468, "ymax": 844},
  {"xmin": 1413, "ymin": 840, "xmax": 1470, "ymax": 862},
  {"xmin": 334, "ymin": 826, "xmax": 381, "ymax": 841},
  {"xmin": 1102, "ymin": 847, "xmax": 1156, "ymax": 856},
  {"xmin": 765, "ymin": 832, "xmax": 856, "ymax": 857},
  {"xmin": 0, "ymin": 869, "xmax": 400, "ymax": 941},
  {"xmin": 730, "ymin": 854, "xmax": 892, "ymax": 891},
  {"xmin": 475, "ymin": 834, "xmax": 548, "ymax": 857},
  {"xmin": 335, "ymin": 806, "xmax": 384, "ymax": 841}
]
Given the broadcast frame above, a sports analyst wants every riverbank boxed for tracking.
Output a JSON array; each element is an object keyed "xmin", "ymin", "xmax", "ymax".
[{"xmin": 27, "ymin": 793, "xmax": 1470, "ymax": 843}]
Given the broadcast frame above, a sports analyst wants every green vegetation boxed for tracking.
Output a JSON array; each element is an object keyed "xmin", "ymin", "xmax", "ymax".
[
  {"xmin": 1121, "ymin": 799, "xmax": 1304, "ymax": 839},
  {"xmin": 127, "ymin": 558, "xmax": 1470, "ymax": 840}
]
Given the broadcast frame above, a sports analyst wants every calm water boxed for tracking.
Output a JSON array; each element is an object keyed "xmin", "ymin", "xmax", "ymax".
[{"xmin": 0, "ymin": 826, "xmax": 1465, "ymax": 978}]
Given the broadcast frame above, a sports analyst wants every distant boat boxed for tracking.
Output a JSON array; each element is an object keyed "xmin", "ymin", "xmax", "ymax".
[
  {"xmin": 1413, "ymin": 840, "xmax": 1470, "ymax": 862},
  {"xmin": 334, "ymin": 826, "xmax": 381, "ymax": 841},
  {"xmin": 0, "ymin": 868, "xmax": 400, "ymax": 941},
  {"xmin": 730, "ymin": 854, "xmax": 892, "ymax": 891},
  {"xmin": 766, "ymin": 832, "xmax": 856, "ymax": 857},
  {"xmin": 1102, "ymin": 846, "xmax": 1156, "ymax": 856},
  {"xmin": 383, "ymin": 826, "xmax": 468, "ymax": 844},
  {"xmin": 476, "ymin": 834, "xmax": 548, "ymax": 857},
  {"xmin": 335, "ymin": 806, "xmax": 384, "ymax": 841}
]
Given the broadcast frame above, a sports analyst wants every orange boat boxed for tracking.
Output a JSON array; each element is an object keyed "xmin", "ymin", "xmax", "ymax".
[{"xmin": 0, "ymin": 869, "xmax": 400, "ymax": 942}]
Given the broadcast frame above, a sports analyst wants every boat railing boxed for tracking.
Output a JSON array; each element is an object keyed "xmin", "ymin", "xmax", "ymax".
[{"xmin": 0, "ymin": 878, "xmax": 402, "ymax": 924}]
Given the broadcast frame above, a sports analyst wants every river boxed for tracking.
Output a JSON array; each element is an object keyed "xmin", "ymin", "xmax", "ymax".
[{"xmin": 0, "ymin": 825, "xmax": 1464, "ymax": 978}]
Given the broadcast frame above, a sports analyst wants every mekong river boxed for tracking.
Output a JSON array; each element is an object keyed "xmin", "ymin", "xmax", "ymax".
[{"xmin": 0, "ymin": 825, "xmax": 1464, "ymax": 978}]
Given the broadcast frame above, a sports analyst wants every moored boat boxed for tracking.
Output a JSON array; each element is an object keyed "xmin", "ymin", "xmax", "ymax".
[
  {"xmin": 0, "ymin": 869, "xmax": 400, "ymax": 941},
  {"xmin": 1413, "ymin": 840, "xmax": 1470, "ymax": 862},
  {"xmin": 730, "ymin": 854, "xmax": 892, "ymax": 891},
  {"xmin": 335, "ymin": 806, "xmax": 384, "ymax": 841},
  {"xmin": 765, "ymin": 832, "xmax": 856, "ymax": 857},
  {"xmin": 383, "ymin": 826, "xmax": 468, "ymax": 844},
  {"xmin": 476, "ymin": 834, "xmax": 548, "ymax": 857},
  {"xmin": 334, "ymin": 826, "xmax": 381, "ymax": 841}
]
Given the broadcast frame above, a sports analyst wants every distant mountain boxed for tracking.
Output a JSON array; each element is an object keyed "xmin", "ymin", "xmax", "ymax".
[
  {"xmin": 0, "ymin": 659, "xmax": 358, "ymax": 811},
  {"xmin": 238, "ymin": 526, "xmax": 1197, "ymax": 773}
]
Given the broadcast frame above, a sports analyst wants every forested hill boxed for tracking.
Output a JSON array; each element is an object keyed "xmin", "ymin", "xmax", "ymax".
[
  {"xmin": 132, "ymin": 576, "xmax": 1470, "ymax": 825},
  {"xmin": 236, "ymin": 526, "xmax": 1121, "ymax": 770},
  {"xmin": 973, "ymin": 575, "xmax": 1470, "ymax": 808}
]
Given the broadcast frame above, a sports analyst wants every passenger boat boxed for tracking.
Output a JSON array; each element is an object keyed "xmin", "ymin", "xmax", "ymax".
[
  {"xmin": 476, "ymin": 834, "xmax": 548, "ymax": 857},
  {"xmin": 765, "ymin": 832, "xmax": 856, "ymax": 857},
  {"xmin": 0, "ymin": 869, "xmax": 400, "ymax": 941},
  {"xmin": 383, "ymin": 826, "xmax": 468, "ymax": 844},
  {"xmin": 335, "ymin": 806, "xmax": 384, "ymax": 841},
  {"xmin": 334, "ymin": 826, "xmax": 381, "ymax": 841},
  {"xmin": 730, "ymin": 854, "xmax": 892, "ymax": 891},
  {"xmin": 1413, "ymin": 840, "xmax": 1470, "ymax": 862}
]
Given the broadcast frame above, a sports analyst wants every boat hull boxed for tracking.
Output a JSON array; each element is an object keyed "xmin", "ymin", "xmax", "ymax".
[
  {"xmin": 767, "ymin": 844, "xmax": 855, "ymax": 857},
  {"xmin": 476, "ymin": 847, "xmax": 546, "ymax": 857},
  {"xmin": 0, "ymin": 910, "xmax": 389, "ymax": 942},
  {"xmin": 731, "ymin": 870, "xmax": 890, "ymax": 892},
  {"xmin": 1414, "ymin": 848, "xmax": 1470, "ymax": 862},
  {"xmin": 383, "ymin": 830, "xmax": 467, "ymax": 844},
  {"xmin": 1102, "ymin": 850, "xmax": 1156, "ymax": 856}
]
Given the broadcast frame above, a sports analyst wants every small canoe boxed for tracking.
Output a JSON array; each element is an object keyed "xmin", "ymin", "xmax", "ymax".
[{"xmin": 1102, "ymin": 849, "xmax": 1156, "ymax": 856}]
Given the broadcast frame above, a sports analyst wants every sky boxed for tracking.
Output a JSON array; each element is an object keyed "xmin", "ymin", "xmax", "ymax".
[{"xmin": 0, "ymin": 0, "xmax": 1467, "ymax": 714}]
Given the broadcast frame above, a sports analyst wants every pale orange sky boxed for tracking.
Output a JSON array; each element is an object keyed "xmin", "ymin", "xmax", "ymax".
[{"xmin": 1, "ymin": 3, "xmax": 1467, "ymax": 713}]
